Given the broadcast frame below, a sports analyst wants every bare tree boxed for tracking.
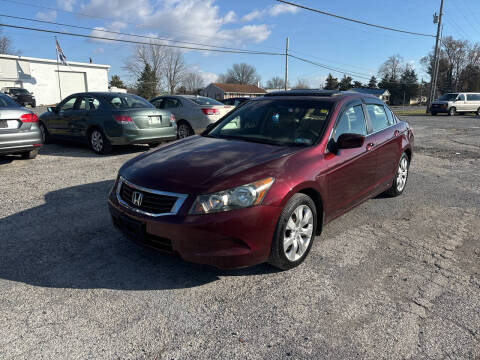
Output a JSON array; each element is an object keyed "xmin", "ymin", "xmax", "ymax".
[
  {"xmin": 378, "ymin": 54, "xmax": 404, "ymax": 81},
  {"xmin": 162, "ymin": 49, "xmax": 186, "ymax": 94},
  {"xmin": 123, "ymin": 42, "xmax": 165, "ymax": 91},
  {"xmin": 292, "ymin": 79, "xmax": 310, "ymax": 89},
  {"xmin": 265, "ymin": 76, "xmax": 285, "ymax": 89},
  {"xmin": 219, "ymin": 63, "xmax": 260, "ymax": 85},
  {"xmin": 0, "ymin": 28, "xmax": 19, "ymax": 55},
  {"xmin": 182, "ymin": 72, "xmax": 205, "ymax": 94}
]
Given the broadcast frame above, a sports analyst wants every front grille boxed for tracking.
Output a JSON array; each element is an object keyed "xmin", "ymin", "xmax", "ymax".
[{"xmin": 120, "ymin": 182, "xmax": 178, "ymax": 214}]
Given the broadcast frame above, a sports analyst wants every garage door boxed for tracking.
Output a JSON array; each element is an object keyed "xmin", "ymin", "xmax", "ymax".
[{"xmin": 59, "ymin": 72, "xmax": 86, "ymax": 99}]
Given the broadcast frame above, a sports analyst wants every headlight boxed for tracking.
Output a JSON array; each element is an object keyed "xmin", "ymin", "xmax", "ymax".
[{"xmin": 189, "ymin": 177, "xmax": 275, "ymax": 214}]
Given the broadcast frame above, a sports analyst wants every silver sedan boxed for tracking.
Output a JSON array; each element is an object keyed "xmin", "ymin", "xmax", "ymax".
[{"xmin": 150, "ymin": 95, "xmax": 234, "ymax": 138}]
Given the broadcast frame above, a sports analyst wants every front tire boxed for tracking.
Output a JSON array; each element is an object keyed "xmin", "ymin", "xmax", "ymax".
[
  {"xmin": 385, "ymin": 153, "xmax": 409, "ymax": 197},
  {"xmin": 448, "ymin": 107, "xmax": 456, "ymax": 116},
  {"xmin": 269, "ymin": 193, "xmax": 317, "ymax": 270},
  {"xmin": 89, "ymin": 128, "xmax": 112, "ymax": 154},
  {"xmin": 476, "ymin": 107, "xmax": 480, "ymax": 116},
  {"xmin": 39, "ymin": 122, "xmax": 52, "ymax": 144}
]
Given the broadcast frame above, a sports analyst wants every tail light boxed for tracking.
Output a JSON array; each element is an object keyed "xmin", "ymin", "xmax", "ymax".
[
  {"xmin": 201, "ymin": 108, "xmax": 220, "ymax": 116},
  {"xmin": 20, "ymin": 113, "xmax": 38, "ymax": 123},
  {"xmin": 113, "ymin": 115, "xmax": 132, "ymax": 124},
  {"xmin": 169, "ymin": 113, "xmax": 177, "ymax": 128}
]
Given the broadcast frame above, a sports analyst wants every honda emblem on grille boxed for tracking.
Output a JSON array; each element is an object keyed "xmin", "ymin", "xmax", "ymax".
[{"xmin": 132, "ymin": 191, "xmax": 143, "ymax": 206}]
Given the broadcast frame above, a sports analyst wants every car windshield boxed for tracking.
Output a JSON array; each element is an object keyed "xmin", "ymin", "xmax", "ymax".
[
  {"xmin": 0, "ymin": 94, "xmax": 20, "ymax": 108},
  {"xmin": 206, "ymin": 99, "xmax": 332, "ymax": 146},
  {"xmin": 190, "ymin": 97, "xmax": 223, "ymax": 106},
  {"xmin": 9, "ymin": 88, "xmax": 30, "ymax": 94},
  {"xmin": 107, "ymin": 94, "xmax": 154, "ymax": 109},
  {"xmin": 438, "ymin": 93, "xmax": 458, "ymax": 101}
]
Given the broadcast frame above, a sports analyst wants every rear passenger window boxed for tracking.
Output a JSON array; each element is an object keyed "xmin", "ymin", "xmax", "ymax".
[
  {"xmin": 334, "ymin": 105, "xmax": 367, "ymax": 141},
  {"xmin": 385, "ymin": 107, "xmax": 396, "ymax": 126},
  {"xmin": 366, "ymin": 104, "xmax": 390, "ymax": 132},
  {"xmin": 466, "ymin": 94, "xmax": 480, "ymax": 101}
]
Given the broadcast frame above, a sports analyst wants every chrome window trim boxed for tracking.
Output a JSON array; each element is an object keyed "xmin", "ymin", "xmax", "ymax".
[{"xmin": 116, "ymin": 176, "xmax": 188, "ymax": 217}]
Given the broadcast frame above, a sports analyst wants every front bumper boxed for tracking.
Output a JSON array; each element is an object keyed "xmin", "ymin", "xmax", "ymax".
[
  {"xmin": 108, "ymin": 191, "xmax": 281, "ymax": 269},
  {"xmin": 0, "ymin": 128, "xmax": 42, "ymax": 155},
  {"xmin": 430, "ymin": 104, "xmax": 448, "ymax": 113}
]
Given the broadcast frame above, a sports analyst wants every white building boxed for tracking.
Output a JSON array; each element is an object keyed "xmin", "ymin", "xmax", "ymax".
[{"xmin": 0, "ymin": 54, "xmax": 110, "ymax": 106}]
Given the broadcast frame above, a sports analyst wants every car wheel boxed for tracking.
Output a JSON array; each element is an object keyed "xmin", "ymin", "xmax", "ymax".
[
  {"xmin": 448, "ymin": 107, "xmax": 456, "ymax": 116},
  {"xmin": 89, "ymin": 128, "xmax": 112, "ymax": 154},
  {"xmin": 148, "ymin": 142, "xmax": 161, "ymax": 148},
  {"xmin": 21, "ymin": 148, "xmax": 39, "ymax": 159},
  {"xmin": 385, "ymin": 153, "xmax": 410, "ymax": 197},
  {"xmin": 269, "ymin": 193, "xmax": 317, "ymax": 270},
  {"xmin": 177, "ymin": 122, "xmax": 193, "ymax": 139},
  {"xmin": 39, "ymin": 122, "xmax": 52, "ymax": 144}
]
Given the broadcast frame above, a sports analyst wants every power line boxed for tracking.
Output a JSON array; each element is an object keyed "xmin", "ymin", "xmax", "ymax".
[
  {"xmin": 276, "ymin": 0, "xmax": 435, "ymax": 38},
  {"xmin": 0, "ymin": 22, "xmax": 284, "ymax": 56},
  {"xmin": 0, "ymin": 13, "xmax": 270, "ymax": 54}
]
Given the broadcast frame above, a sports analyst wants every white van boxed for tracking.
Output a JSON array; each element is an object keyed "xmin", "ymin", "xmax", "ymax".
[{"xmin": 430, "ymin": 92, "xmax": 480, "ymax": 116}]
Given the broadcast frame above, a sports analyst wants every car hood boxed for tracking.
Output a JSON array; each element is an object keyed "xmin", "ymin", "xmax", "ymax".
[{"xmin": 120, "ymin": 135, "xmax": 299, "ymax": 194}]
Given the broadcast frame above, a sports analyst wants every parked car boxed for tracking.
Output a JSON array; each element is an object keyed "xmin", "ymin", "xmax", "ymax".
[
  {"xmin": 109, "ymin": 90, "xmax": 414, "ymax": 270},
  {"xmin": 38, "ymin": 92, "xmax": 177, "ymax": 154},
  {"xmin": 1, "ymin": 87, "xmax": 36, "ymax": 108},
  {"xmin": 430, "ymin": 92, "xmax": 480, "ymax": 116},
  {"xmin": 221, "ymin": 97, "xmax": 250, "ymax": 107},
  {"xmin": 0, "ymin": 93, "xmax": 42, "ymax": 159},
  {"xmin": 150, "ymin": 95, "xmax": 234, "ymax": 138}
]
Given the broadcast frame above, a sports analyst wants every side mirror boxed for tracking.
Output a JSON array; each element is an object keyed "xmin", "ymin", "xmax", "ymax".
[
  {"xmin": 205, "ymin": 123, "xmax": 215, "ymax": 132},
  {"xmin": 337, "ymin": 133, "xmax": 365, "ymax": 149},
  {"xmin": 47, "ymin": 106, "xmax": 57, "ymax": 113}
]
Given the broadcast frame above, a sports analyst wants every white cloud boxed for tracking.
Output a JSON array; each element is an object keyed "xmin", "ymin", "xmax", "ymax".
[
  {"xmin": 36, "ymin": 10, "xmax": 57, "ymax": 22},
  {"xmin": 242, "ymin": 4, "xmax": 298, "ymax": 22},
  {"xmin": 58, "ymin": 0, "xmax": 76, "ymax": 11},
  {"xmin": 81, "ymin": 0, "xmax": 271, "ymax": 46},
  {"xmin": 269, "ymin": 3, "xmax": 298, "ymax": 16},
  {"xmin": 199, "ymin": 71, "xmax": 217, "ymax": 85}
]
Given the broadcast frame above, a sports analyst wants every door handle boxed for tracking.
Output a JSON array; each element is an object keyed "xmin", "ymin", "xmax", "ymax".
[
  {"xmin": 366, "ymin": 142, "xmax": 375, "ymax": 151},
  {"xmin": 394, "ymin": 130, "xmax": 400, "ymax": 137}
]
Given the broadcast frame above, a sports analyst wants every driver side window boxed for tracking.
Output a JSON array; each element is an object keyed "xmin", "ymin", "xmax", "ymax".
[
  {"xmin": 334, "ymin": 105, "xmax": 367, "ymax": 141},
  {"xmin": 60, "ymin": 97, "xmax": 77, "ymax": 111},
  {"xmin": 457, "ymin": 94, "xmax": 465, "ymax": 101}
]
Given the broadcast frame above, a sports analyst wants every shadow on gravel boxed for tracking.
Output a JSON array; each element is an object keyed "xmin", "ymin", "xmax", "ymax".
[
  {"xmin": 0, "ymin": 155, "xmax": 16, "ymax": 165},
  {"xmin": 0, "ymin": 180, "xmax": 277, "ymax": 290},
  {"xmin": 39, "ymin": 142, "xmax": 151, "ymax": 158}
]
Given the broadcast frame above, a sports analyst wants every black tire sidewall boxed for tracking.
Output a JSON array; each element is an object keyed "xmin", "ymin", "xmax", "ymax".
[
  {"xmin": 449, "ymin": 107, "xmax": 456, "ymax": 116},
  {"xmin": 177, "ymin": 122, "xmax": 192, "ymax": 138},
  {"xmin": 269, "ymin": 193, "xmax": 317, "ymax": 270}
]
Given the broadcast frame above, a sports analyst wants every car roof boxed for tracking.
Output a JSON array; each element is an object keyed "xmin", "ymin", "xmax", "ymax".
[{"xmin": 261, "ymin": 89, "xmax": 379, "ymax": 103}]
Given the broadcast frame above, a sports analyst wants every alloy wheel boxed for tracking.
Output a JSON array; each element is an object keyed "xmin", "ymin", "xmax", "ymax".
[
  {"xmin": 396, "ymin": 156, "xmax": 408, "ymax": 192},
  {"xmin": 90, "ymin": 130, "xmax": 104, "ymax": 153},
  {"xmin": 178, "ymin": 123, "xmax": 191, "ymax": 138},
  {"xmin": 283, "ymin": 205, "xmax": 314, "ymax": 262}
]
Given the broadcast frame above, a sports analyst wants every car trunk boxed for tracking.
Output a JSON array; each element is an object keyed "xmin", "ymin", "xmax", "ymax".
[
  {"xmin": 116, "ymin": 109, "xmax": 172, "ymax": 129},
  {"xmin": 0, "ymin": 109, "xmax": 29, "ymax": 132},
  {"xmin": 199, "ymin": 104, "xmax": 234, "ymax": 121}
]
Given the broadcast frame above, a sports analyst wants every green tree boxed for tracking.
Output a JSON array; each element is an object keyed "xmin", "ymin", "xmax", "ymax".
[
  {"xmin": 109, "ymin": 75, "xmax": 126, "ymax": 88},
  {"xmin": 400, "ymin": 65, "xmax": 419, "ymax": 104},
  {"xmin": 136, "ymin": 64, "xmax": 158, "ymax": 100},
  {"xmin": 339, "ymin": 74, "xmax": 353, "ymax": 91},
  {"xmin": 368, "ymin": 76, "xmax": 377, "ymax": 88},
  {"xmin": 353, "ymin": 81, "xmax": 363, "ymax": 88},
  {"xmin": 323, "ymin": 73, "xmax": 338, "ymax": 90}
]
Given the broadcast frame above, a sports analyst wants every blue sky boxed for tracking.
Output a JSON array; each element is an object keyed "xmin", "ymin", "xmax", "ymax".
[{"xmin": 1, "ymin": 0, "xmax": 480, "ymax": 87}]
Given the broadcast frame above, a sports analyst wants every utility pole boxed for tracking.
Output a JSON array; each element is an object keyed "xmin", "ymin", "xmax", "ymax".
[
  {"xmin": 285, "ymin": 37, "xmax": 289, "ymax": 91},
  {"xmin": 427, "ymin": 0, "xmax": 444, "ymax": 111}
]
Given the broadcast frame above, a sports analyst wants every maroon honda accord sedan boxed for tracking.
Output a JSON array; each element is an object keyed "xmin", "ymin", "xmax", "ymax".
[{"xmin": 108, "ymin": 90, "xmax": 414, "ymax": 270}]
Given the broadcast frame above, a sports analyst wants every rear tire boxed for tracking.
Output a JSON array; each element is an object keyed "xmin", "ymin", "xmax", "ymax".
[
  {"xmin": 177, "ymin": 121, "xmax": 193, "ymax": 139},
  {"xmin": 268, "ymin": 193, "xmax": 317, "ymax": 270},
  {"xmin": 385, "ymin": 153, "xmax": 409, "ymax": 197},
  {"xmin": 89, "ymin": 128, "xmax": 112, "ymax": 154},
  {"xmin": 21, "ymin": 148, "xmax": 39, "ymax": 159},
  {"xmin": 448, "ymin": 107, "xmax": 456, "ymax": 116}
]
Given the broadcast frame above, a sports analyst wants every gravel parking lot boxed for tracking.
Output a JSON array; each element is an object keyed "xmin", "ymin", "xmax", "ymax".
[{"xmin": 1, "ymin": 114, "xmax": 479, "ymax": 359}]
